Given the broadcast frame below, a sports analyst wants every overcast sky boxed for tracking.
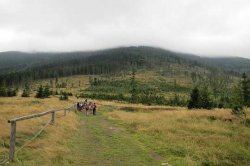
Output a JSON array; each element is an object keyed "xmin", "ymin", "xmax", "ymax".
[{"xmin": 0, "ymin": 0, "xmax": 250, "ymax": 58}]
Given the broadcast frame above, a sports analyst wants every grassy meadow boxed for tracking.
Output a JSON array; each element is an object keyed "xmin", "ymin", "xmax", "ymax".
[
  {"xmin": 0, "ymin": 74, "xmax": 249, "ymax": 165},
  {"xmin": 0, "ymin": 98, "xmax": 250, "ymax": 165}
]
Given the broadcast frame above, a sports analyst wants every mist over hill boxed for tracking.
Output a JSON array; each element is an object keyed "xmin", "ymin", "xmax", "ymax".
[
  {"xmin": 0, "ymin": 46, "xmax": 249, "ymax": 86},
  {"xmin": 202, "ymin": 57, "xmax": 250, "ymax": 74}
]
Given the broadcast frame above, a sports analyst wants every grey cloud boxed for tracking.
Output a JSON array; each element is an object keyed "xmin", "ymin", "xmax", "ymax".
[{"xmin": 0, "ymin": 0, "xmax": 250, "ymax": 58}]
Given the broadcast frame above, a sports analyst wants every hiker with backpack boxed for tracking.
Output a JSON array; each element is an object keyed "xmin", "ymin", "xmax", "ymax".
[{"xmin": 83, "ymin": 99, "xmax": 88, "ymax": 106}]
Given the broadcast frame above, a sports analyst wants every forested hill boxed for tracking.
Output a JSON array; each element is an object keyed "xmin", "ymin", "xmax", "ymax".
[
  {"xmin": 0, "ymin": 46, "xmax": 249, "ymax": 86},
  {"xmin": 0, "ymin": 47, "xmax": 203, "ymax": 74},
  {"xmin": 202, "ymin": 57, "xmax": 250, "ymax": 74}
]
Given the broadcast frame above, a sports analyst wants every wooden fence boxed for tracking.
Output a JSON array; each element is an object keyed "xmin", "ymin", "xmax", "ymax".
[{"xmin": 7, "ymin": 104, "xmax": 76, "ymax": 161}]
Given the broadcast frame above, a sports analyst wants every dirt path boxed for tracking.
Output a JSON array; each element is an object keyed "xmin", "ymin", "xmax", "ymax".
[{"xmin": 64, "ymin": 111, "xmax": 160, "ymax": 166}]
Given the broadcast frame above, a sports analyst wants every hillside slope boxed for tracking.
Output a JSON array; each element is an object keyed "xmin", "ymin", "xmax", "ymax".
[
  {"xmin": 1, "ymin": 46, "xmax": 249, "ymax": 75},
  {"xmin": 0, "ymin": 46, "xmax": 248, "ymax": 87},
  {"xmin": 202, "ymin": 57, "xmax": 250, "ymax": 74},
  {"xmin": 0, "ymin": 47, "xmax": 203, "ymax": 73}
]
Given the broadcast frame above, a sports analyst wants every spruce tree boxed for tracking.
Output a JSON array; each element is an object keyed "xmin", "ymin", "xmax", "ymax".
[
  {"xmin": 130, "ymin": 69, "xmax": 138, "ymax": 103},
  {"xmin": 44, "ymin": 85, "xmax": 51, "ymax": 98},
  {"xmin": 7, "ymin": 88, "xmax": 16, "ymax": 97},
  {"xmin": 242, "ymin": 73, "xmax": 250, "ymax": 106},
  {"xmin": 231, "ymin": 83, "xmax": 244, "ymax": 107},
  {"xmin": 36, "ymin": 85, "xmax": 45, "ymax": 98},
  {"xmin": 188, "ymin": 87, "xmax": 200, "ymax": 109},
  {"xmin": 93, "ymin": 78, "xmax": 98, "ymax": 86},
  {"xmin": 231, "ymin": 83, "xmax": 246, "ymax": 119},
  {"xmin": 0, "ymin": 86, "xmax": 7, "ymax": 97},
  {"xmin": 22, "ymin": 83, "xmax": 30, "ymax": 97},
  {"xmin": 199, "ymin": 86, "xmax": 213, "ymax": 109}
]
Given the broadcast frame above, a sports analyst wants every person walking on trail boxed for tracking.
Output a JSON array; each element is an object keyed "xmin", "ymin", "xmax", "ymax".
[
  {"xmin": 76, "ymin": 102, "xmax": 80, "ymax": 111},
  {"xmin": 92, "ymin": 103, "xmax": 97, "ymax": 115},
  {"xmin": 79, "ymin": 102, "xmax": 83, "ymax": 112},
  {"xmin": 83, "ymin": 99, "xmax": 88, "ymax": 106},
  {"xmin": 82, "ymin": 99, "xmax": 88, "ymax": 115}
]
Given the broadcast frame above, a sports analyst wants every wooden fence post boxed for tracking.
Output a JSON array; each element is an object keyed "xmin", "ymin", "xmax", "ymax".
[
  {"xmin": 7, "ymin": 104, "xmax": 74, "ymax": 162},
  {"xmin": 9, "ymin": 121, "xmax": 16, "ymax": 161},
  {"xmin": 51, "ymin": 111, "xmax": 55, "ymax": 124}
]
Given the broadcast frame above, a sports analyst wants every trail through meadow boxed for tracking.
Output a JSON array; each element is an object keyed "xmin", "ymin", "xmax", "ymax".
[{"xmin": 62, "ymin": 110, "xmax": 160, "ymax": 166}]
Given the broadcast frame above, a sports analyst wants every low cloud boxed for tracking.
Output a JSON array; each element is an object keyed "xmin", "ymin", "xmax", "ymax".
[{"xmin": 0, "ymin": 0, "xmax": 250, "ymax": 58}]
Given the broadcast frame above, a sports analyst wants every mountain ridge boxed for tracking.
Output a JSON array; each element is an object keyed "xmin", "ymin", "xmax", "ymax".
[
  {"xmin": 0, "ymin": 46, "xmax": 249, "ymax": 86},
  {"xmin": 1, "ymin": 46, "xmax": 249, "ymax": 70}
]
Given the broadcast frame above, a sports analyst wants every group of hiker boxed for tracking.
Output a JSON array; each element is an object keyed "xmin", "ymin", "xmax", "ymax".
[{"xmin": 76, "ymin": 99, "xmax": 97, "ymax": 116}]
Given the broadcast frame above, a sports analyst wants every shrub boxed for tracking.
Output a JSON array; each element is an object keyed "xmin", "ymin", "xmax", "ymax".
[
  {"xmin": 188, "ymin": 86, "xmax": 214, "ymax": 109},
  {"xmin": 60, "ymin": 92, "xmax": 69, "ymax": 100},
  {"xmin": 22, "ymin": 83, "xmax": 30, "ymax": 97},
  {"xmin": 0, "ymin": 87, "xmax": 17, "ymax": 97},
  {"xmin": 36, "ymin": 85, "xmax": 51, "ymax": 98},
  {"xmin": 188, "ymin": 87, "xmax": 200, "ymax": 109},
  {"xmin": 231, "ymin": 105, "xmax": 246, "ymax": 118},
  {"xmin": 0, "ymin": 87, "xmax": 7, "ymax": 96},
  {"xmin": 168, "ymin": 95, "xmax": 187, "ymax": 107}
]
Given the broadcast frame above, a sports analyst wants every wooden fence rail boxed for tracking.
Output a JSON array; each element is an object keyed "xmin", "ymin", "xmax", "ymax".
[{"xmin": 7, "ymin": 104, "xmax": 76, "ymax": 162}]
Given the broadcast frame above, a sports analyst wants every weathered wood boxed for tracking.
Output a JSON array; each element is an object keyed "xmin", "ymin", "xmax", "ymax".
[
  {"xmin": 9, "ymin": 122, "xmax": 16, "ymax": 161},
  {"xmin": 8, "ymin": 105, "xmax": 75, "ymax": 123},
  {"xmin": 51, "ymin": 111, "xmax": 55, "ymax": 124},
  {"xmin": 8, "ymin": 109, "xmax": 64, "ymax": 123},
  {"xmin": 8, "ymin": 110, "xmax": 53, "ymax": 123},
  {"xmin": 7, "ymin": 104, "xmax": 75, "ymax": 162}
]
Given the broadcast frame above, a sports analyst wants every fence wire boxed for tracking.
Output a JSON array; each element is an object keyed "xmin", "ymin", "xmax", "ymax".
[
  {"xmin": 0, "ymin": 104, "xmax": 75, "ymax": 165},
  {"xmin": 15, "ymin": 118, "xmax": 51, "ymax": 164},
  {"xmin": 0, "ymin": 138, "xmax": 8, "ymax": 165}
]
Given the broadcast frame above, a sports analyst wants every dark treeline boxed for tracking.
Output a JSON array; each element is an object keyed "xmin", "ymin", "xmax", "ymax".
[{"xmin": 0, "ymin": 64, "xmax": 114, "ymax": 87}]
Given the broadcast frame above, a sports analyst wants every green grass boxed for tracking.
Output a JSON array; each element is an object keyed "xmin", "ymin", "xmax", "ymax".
[
  {"xmin": 107, "ymin": 107, "xmax": 250, "ymax": 166},
  {"xmin": 84, "ymin": 78, "xmax": 190, "ymax": 95}
]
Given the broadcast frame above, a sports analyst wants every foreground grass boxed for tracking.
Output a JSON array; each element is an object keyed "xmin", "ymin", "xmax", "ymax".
[
  {"xmin": 1, "ymin": 97, "xmax": 250, "ymax": 165},
  {"xmin": 107, "ymin": 106, "xmax": 250, "ymax": 165}
]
